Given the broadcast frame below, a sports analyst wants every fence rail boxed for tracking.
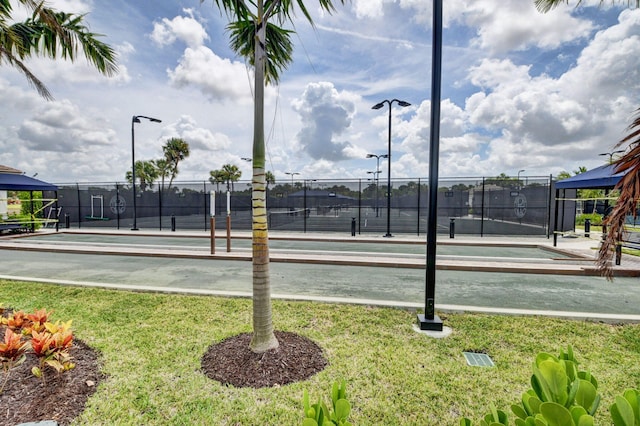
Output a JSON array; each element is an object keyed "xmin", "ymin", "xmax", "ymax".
[{"xmin": 40, "ymin": 176, "xmax": 566, "ymax": 237}]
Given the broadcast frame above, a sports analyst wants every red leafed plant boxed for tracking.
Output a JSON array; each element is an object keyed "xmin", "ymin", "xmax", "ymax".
[
  {"xmin": 25, "ymin": 308, "xmax": 52, "ymax": 334},
  {"xmin": 31, "ymin": 320, "xmax": 75, "ymax": 383},
  {"xmin": 4, "ymin": 310, "xmax": 30, "ymax": 332},
  {"xmin": 0, "ymin": 328, "xmax": 30, "ymax": 393},
  {"xmin": 0, "ymin": 308, "xmax": 75, "ymax": 390}
]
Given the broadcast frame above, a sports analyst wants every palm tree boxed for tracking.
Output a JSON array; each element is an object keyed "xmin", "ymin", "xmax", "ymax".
[
  {"xmin": 152, "ymin": 158, "xmax": 171, "ymax": 193},
  {"xmin": 536, "ymin": 0, "xmax": 639, "ymax": 278},
  {"xmin": 0, "ymin": 0, "xmax": 118, "ymax": 100},
  {"xmin": 265, "ymin": 170, "xmax": 276, "ymax": 188},
  {"xmin": 126, "ymin": 160, "xmax": 159, "ymax": 192},
  {"xmin": 209, "ymin": 169, "xmax": 226, "ymax": 192},
  {"xmin": 162, "ymin": 138, "xmax": 190, "ymax": 191},
  {"xmin": 217, "ymin": 163, "xmax": 242, "ymax": 191},
  {"xmin": 204, "ymin": 0, "xmax": 346, "ymax": 352}
]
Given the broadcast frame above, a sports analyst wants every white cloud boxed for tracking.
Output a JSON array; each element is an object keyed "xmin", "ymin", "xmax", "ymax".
[
  {"xmin": 167, "ymin": 46, "xmax": 253, "ymax": 103},
  {"xmin": 352, "ymin": 0, "xmax": 384, "ymax": 19},
  {"xmin": 150, "ymin": 9, "xmax": 209, "ymax": 48},
  {"xmin": 48, "ymin": 0, "xmax": 93, "ymax": 14},
  {"xmin": 291, "ymin": 82, "xmax": 360, "ymax": 161},
  {"xmin": 159, "ymin": 115, "xmax": 232, "ymax": 152},
  {"xmin": 398, "ymin": 0, "xmax": 594, "ymax": 53},
  {"xmin": 17, "ymin": 99, "xmax": 117, "ymax": 152}
]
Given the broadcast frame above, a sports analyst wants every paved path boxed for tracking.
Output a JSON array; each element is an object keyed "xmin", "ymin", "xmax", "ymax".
[{"xmin": 0, "ymin": 229, "xmax": 639, "ymax": 322}]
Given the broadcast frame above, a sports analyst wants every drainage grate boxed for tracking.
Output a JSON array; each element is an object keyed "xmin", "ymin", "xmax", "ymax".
[{"xmin": 463, "ymin": 351, "xmax": 495, "ymax": 367}]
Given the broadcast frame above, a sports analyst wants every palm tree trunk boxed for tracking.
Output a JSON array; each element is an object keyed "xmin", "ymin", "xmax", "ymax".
[{"xmin": 249, "ymin": 1, "xmax": 278, "ymax": 353}]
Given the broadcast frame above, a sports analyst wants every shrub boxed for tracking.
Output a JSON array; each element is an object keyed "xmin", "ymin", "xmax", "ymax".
[
  {"xmin": 461, "ymin": 346, "xmax": 639, "ymax": 426},
  {"xmin": 302, "ymin": 379, "xmax": 352, "ymax": 426},
  {"xmin": 0, "ymin": 308, "xmax": 75, "ymax": 389},
  {"xmin": 576, "ymin": 213, "xmax": 602, "ymax": 226}
]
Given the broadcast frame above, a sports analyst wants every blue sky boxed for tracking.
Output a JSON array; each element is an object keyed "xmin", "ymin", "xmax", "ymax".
[{"xmin": 1, "ymin": 0, "xmax": 639, "ymax": 184}]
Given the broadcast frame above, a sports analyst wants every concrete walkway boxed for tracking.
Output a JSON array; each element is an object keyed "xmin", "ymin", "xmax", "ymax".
[{"xmin": 0, "ymin": 229, "xmax": 639, "ymax": 322}]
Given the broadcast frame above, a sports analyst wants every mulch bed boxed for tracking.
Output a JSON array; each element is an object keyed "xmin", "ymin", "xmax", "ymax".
[
  {"xmin": 201, "ymin": 330, "xmax": 327, "ymax": 388},
  {"xmin": 2, "ymin": 329, "xmax": 326, "ymax": 425},
  {"xmin": 0, "ymin": 338, "xmax": 103, "ymax": 426}
]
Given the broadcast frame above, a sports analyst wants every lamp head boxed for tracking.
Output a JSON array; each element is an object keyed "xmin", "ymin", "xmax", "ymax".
[
  {"xmin": 397, "ymin": 100, "xmax": 411, "ymax": 107},
  {"xmin": 149, "ymin": 118, "xmax": 162, "ymax": 123},
  {"xmin": 366, "ymin": 154, "xmax": 375, "ymax": 158},
  {"xmin": 372, "ymin": 102, "xmax": 385, "ymax": 110}
]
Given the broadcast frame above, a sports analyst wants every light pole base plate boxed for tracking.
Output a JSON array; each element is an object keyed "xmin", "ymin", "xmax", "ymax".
[{"xmin": 416, "ymin": 314, "xmax": 443, "ymax": 331}]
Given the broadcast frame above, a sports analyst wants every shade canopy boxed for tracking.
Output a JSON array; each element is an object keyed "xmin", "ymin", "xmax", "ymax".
[
  {"xmin": 0, "ymin": 173, "xmax": 58, "ymax": 191},
  {"xmin": 555, "ymin": 164, "xmax": 627, "ymax": 190}
]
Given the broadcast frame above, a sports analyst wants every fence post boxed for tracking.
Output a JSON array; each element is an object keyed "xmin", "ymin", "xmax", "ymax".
[
  {"xmin": 210, "ymin": 217, "xmax": 215, "ymax": 254},
  {"xmin": 449, "ymin": 217, "xmax": 455, "ymax": 239},
  {"xmin": 171, "ymin": 215, "xmax": 176, "ymax": 232},
  {"xmin": 351, "ymin": 217, "xmax": 356, "ymax": 236}
]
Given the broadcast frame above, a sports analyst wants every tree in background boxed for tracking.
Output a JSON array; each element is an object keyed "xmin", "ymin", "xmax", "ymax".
[
  {"xmin": 152, "ymin": 158, "xmax": 171, "ymax": 193},
  {"xmin": 125, "ymin": 160, "xmax": 158, "ymax": 192},
  {"xmin": 204, "ymin": 0, "xmax": 347, "ymax": 352},
  {"xmin": 163, "ymin": 138, "xmax": 190, "ymax": 191},
  {"xmin": 265, "ymin": 170, "xmax": 275, "ymax": 188},
  {"xmin": 536, "ymin": 0, "xmax": 639, "ymax": 278},
  {"xmin": 209, "ymin": 169, "xmax": 226, "ymax": 192},
  {"xmin": 0, "ymin": 0, "xmax": 118, "ymax": 100},
  {"xmin": 209, "ymin": 164, "xmax": 242, "ymax": 192}
]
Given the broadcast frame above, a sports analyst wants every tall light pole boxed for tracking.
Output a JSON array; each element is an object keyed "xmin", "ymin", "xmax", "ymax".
[
  {"xmin": 285, "ymin": 172, "xmax": 300, "ymax": 188},
  {"xmin": 599, "ymin": 150, "xmax": 624, "ymax": 164},
  {"xmin": 372, "ymin": 99, "xmax": 411, "ymax": 237},
  {"xmin": 131, "ymin": 115, "xmax": 161, "ymax": 231},
  {"xmin": 366, "ymin": 171, "xmax": 379, "ymax": 216},
  {"xmin": 303, "ymin": 179, "xmax": 316, "ymax": 233},
  {"xmin": 517, "ymin": 169, "xmax": 525, "ymax": 190},
  {"xmin": 418, "ymin": 0, "xmax": 443, "ymax": 331},
  {"xmin": 366, "ymin": 153, "xmax": 388, "ymax": 217},
  {"xmin": 285, "ymin": 172, "xmax": 300, "ymax": 210}
]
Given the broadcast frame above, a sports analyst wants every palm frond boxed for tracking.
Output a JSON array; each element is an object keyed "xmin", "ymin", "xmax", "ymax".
[
  {"xmin": 0, "ymin": 44, "xmax": 52, "ymax": 99},
  {"xmin": 24, "ymin": 10, "xmax": 118, "ymax": 76},
  {"xmin": 204, "ymin": 0, "xmax": 254, "ymax": 20},
  {"xmin": 597, "ymin": 108, "xmax": 640, "ymax": 279},
  {"xmin": 535, "ymin": 0, "xmax": 640, "ymax": 13},
  {"xmin": 228, "ymin": 19, "xmax": 293, "ymax": 85}
]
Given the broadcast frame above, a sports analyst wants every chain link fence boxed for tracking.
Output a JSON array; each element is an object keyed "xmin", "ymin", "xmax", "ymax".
[{"xmin": 51, "ymin": 175, "xmax": 572, "ymax": 236}]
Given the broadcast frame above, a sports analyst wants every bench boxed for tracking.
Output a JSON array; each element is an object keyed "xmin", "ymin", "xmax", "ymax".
[{"xmin": 0, "ymin": 222, "xmax": 29, "ymax": 234}]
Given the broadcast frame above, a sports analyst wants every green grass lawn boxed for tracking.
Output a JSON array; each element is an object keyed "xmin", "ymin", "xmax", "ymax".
[{"xmin": 2, "ymin": 280, "xmax": 640, "ymax": 425}]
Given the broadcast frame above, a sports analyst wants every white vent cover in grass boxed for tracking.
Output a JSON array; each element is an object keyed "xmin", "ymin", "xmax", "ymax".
[{"xmin": 463, "ymin": 352, "xmax": 495, "ymax": 367}]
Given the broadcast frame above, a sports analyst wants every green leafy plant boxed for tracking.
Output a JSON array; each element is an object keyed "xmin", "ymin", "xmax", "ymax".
[
  {"xmin": 576, "ymin": 213, "xmax": 603, "ymax": 226},
  {"xmin": 611, "ymin": 389, "xmax": 640, "ymax": 426},
  {"xmin": 303, "ymin": 379, "xmax": 352, "ymax": 426},
  {"xmin": 461, "ymin": 345, "xmax": 627, "ymax": 426}
]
